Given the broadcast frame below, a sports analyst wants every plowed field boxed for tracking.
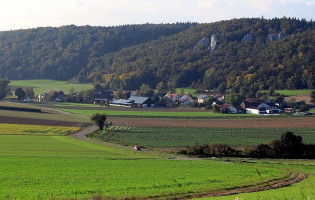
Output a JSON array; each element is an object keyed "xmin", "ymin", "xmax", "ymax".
[{"xmin": 109, "ymin": 117, "xmax": 315, "ymax": 128}]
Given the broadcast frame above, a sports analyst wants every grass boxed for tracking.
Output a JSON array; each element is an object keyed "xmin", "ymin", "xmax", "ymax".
[
  {"xmin": 0, "ymin": 123, "xmax": 79, "ymax": 136},
  {"xmin": 0, "ymin": 135, "xmax": 289, "ymax": 199},
  {"xmin": 98, "ymin": 127, "xmax": 315, "ymax": 148},
  {"xmin": 61, "ymin": 108, "xmax": 280, "ymax": 119},
  {"xmin": 202, "ymin": 159, "xmax": 315, "ymax": 200},
  {"xmin": 260, "ymin": 89, "xmax": 313, "ymax": 96},
  {"xmin": 9, "ymin": 79, "xmax": 93, "ymax": 95}
]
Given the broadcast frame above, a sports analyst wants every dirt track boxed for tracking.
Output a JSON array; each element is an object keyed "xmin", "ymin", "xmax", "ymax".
[
  {"xmin": 0, "ymin": 116, "xmax": 89, "ymax": 127},
  {"xmin": 109, "ymin": 117, "xmax": 315, "ymax": 128}
]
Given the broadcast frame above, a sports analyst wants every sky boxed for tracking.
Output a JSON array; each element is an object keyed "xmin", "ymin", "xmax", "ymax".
[{"xmin": 0, "ymin": 0, "xmax": 314, "ymax": 31}]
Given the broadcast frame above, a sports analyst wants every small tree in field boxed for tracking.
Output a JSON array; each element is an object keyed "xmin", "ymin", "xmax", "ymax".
[
  {"xmin": 15, "ymin": 88, "xmax": 25, "ymax": 100},
  {"xmin": 91, "ymin": 114, "xmax": 107, "ymax": 131}
]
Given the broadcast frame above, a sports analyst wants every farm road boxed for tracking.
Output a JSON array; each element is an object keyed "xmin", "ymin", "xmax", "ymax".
[{"xmin": 109, "ymin": 117, "xmax": 315, "ymax": 128}]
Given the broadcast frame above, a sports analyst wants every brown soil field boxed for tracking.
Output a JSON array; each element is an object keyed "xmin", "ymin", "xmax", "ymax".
[
  {"xmin": 284, "ymin": 93, "xmax": 311, "ymax": 104},
  {"xmin": 0, "ymin": 116, "xmax": 90, "ymax": 127},
  {"xmin": 109, "ymin": 117, "xmax": 315, "ymax": 128}
]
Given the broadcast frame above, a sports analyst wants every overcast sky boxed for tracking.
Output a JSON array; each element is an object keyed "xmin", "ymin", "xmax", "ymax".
[{"xmin": 0, "ymin": 0, "xmax": 314, "ymax": 31}]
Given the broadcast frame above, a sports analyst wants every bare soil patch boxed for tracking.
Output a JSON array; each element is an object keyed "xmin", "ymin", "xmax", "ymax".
[
  {"xmin": 284, "ymin": 93, "xmax": 311, "ymax": 104},
  {"xmin": 109, "ymin": 117, "xmax": 315, "ymax": 128},
  {"xmin": 0, "ymin": 116, "xmax": 89, "ymax": 127}
]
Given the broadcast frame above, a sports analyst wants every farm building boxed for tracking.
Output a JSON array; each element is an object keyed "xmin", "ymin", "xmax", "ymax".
[
  {"xmin": 242, "ymin": 101, "xmax": 271, "ymax": 115},
  {"xmin": 110, "ymin": 99, "xmax": 134, "ymax": 107},
  {"xmin": 128, "ymin": 96, "xmax": 153, "ymax": 107},
  {"xmin": 110, "ymin": 96, "xmax": 153, "ymax": 107}
]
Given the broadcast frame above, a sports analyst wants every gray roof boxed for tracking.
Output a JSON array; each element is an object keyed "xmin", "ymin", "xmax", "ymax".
[
  {"xmin": 128, "ymin": 96, "xmax": 150, "ymax": 104},
  {"xmin": 111, "ymin": 99, "xmax": 133, "ymax": 105},
  {"xmin": 179, "ymin": 95, "xmax": 188, "ymax": 101},
  {"xmin": 198, "ymin": 95, "xmax": 208, "ymax": 99}
]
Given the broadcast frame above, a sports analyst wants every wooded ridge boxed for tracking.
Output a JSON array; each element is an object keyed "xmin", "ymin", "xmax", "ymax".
[{"xmin": 0, "ymin": 18, "xmax": 314, "ymax": 91}]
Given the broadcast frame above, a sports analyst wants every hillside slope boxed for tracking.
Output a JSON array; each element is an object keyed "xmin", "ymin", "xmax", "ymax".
[
  {"xmin": 0, "ymin": 23, "xmax": 195, "ymax": 80},
  {"xmin": 79, "ymin": 18, "xmax": 315, "ymax": 91},
  {"xmin": 0, "ymin": 18, "xmax": 314, "ymax": 91}
]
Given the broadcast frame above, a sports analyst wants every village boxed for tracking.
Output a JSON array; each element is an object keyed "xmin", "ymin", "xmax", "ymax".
[{"xmin": 21, "ymin": 86, "xmax": 312, "ymax": 116}]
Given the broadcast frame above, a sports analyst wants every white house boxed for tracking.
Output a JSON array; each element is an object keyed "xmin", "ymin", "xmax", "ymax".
[{"xmin": 197, "ymin": 95, "xmax": 209, "ymax": 104}]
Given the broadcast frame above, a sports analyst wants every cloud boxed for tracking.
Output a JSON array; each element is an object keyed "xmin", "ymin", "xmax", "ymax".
[
  {"xmin": 245, "ymin": 0, "xmax": 273, "ymax": 12},
  {"xmin": 197, "ymin": 0, "xmax": 220, "ymax": 8}
]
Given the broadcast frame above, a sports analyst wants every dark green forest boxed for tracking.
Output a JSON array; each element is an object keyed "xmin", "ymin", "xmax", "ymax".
[{"xmin": 0, "ymin": 18, "xmax": 314, "ymax": 91}]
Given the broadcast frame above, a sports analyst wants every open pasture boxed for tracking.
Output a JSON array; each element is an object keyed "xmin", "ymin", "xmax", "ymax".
[
  {"xmin": 0, "ymin": 135, "xmax": 290, "ymax": 199},
  {"xmin": 0, "ymin": 123, "xmax": 78, "ymax": 136},
  {"xmin": 9, "ymin": 79, "xmax": 93, "ymax": 95},
  {"xmin": 102, "ymin": 127, "xmax": 315, "ymax": 148}
]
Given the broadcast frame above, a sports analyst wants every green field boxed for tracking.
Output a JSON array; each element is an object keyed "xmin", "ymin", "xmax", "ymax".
[
  {"xmin": 0, "ymin": 135, "xmax": 290, "ymax": 199},
  {"xmin": 260, "ymin": 89, "xmax": 313, "ymax": 96},
  {"xmin": 97, "ymin": 127, "xmax": 315, "ymax": 148},
  {"xmin": 203, "ymin": 159, "xmax": 315, "ymax": 200},
  {"xmin": 9, "ymin": 79, "xmax": 93, "ymax": 95},
  {"xmin": 61, "ymin": 108, "xmax": 274, "ymax": 119},
  {"xmin": 0, "ymin": 123, "xmax": 78, "ymax": 135}
]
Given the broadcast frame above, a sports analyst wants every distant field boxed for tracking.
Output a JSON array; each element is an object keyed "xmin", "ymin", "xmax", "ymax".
[
  {"xmin": 0, "ymin": 135, "xmax": 288, "ymax": 199},
  {"xmin": 101, "ymin": 127, "xmax": 315, "ymax": 148},
  {"xmin": 0, "ymin": 102, "xmax": 89, "ymax": 124},
  {"xmin": 260, "ymin": 89, "xmax": 313, "ymax": 96},
  {"xmin": 10, "ymin": 79, "xmax": 93, "ymax": 95},
  {"xmin": 0, "ymin": 123, "xmax": 78, "ymax": 136},
  {"xmin": 62, "ymin": 108, "xmax": 267, "ymax": 119}
]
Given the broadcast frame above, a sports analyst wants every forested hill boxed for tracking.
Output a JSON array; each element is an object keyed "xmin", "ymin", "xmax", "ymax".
[
  {"xmin": 0, "ymin": 23, "xmax": 195, "ymax": 80},
  {"xmin": 0, "ymin": 18, "xmax": 315, "ymax": 91}
]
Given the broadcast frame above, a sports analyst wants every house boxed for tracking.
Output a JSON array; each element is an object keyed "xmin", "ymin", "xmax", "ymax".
[
  {"xmin": 219, "ymin": 104, "xmax": 237, "ymax": 114},
  {"xmin": 49, "ymin": 90, "xmax": 66, "ymax": 101},
  {"xmin": 164, "ymin": 93, "xmax": 180, "ymax": 102},
  {"xmin": 93, "ymin": 91, "xmax": 113, "ymax": 104},
  {"xmin": 179, "ymin": 95, "xmax": 195, "ymax": 107},
  {"xmin": 197, "ymin": 95, "xmax": 209, "ymax": 104}
]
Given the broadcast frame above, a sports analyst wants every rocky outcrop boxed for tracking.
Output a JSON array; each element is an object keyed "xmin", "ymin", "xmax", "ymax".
[
  {"xmin": 241, "ymin": 34, "xmax": 254, "ymax": 43},
  {"xmin": 266, "ymin": 33, "xmax": 286, "ymax": 43},
  {"xmin": 193, "ymin": 37, "xmax": 210, "ymax": 52},
  {"xmin": 198, "ymin": 37, "xmax": 211, "ymax": 49},
  {"xmin": 210, "ymin": 34, "xmax": 219, "ymax": 52}
]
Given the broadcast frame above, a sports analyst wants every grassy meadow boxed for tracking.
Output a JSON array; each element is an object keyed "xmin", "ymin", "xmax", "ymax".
[
  {"xmin": 9, "ymin": 79, "xmax": 93, "ymax": 95},
  {"xmin": 203, "ymin": 159, "xmax": 315, "ymax": 200},
  {"xmin": 260, "ymin": 89, "xmax": 313, "ymax": 96},
  {"xmin": 100, "ymin": 127, "xmax": 315, "ymax": 148},
  {"xmin": 0, "ymin": 134, "xmax": 291, "ymax": 199}
]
